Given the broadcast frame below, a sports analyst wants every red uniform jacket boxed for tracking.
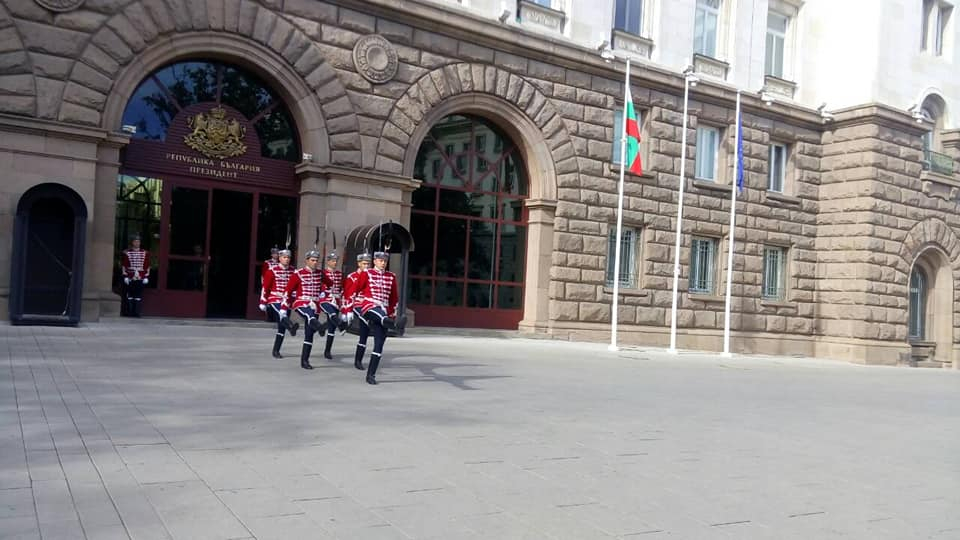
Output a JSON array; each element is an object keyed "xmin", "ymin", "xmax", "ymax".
[
  {"xmin": 282, "ymin": 266, "xmax": 332, "ymax": 311},
  {"xmin": 321, "ymin": 268, "xmax": 343, "ymax": 307},
  {"xmin": 260, "ymin": 263, "xmax": 294, "ymax": 305},
  {"xmin": 342, "ymin": 268, "xmax": 398, "ymax": 318},
  {"xmin": 121, "ymin": 249, "xmax": 151, "ymax": 280}
]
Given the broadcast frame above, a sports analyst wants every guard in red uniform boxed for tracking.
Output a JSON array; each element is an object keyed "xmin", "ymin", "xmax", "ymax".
[
  {"xmin": 259, "ymin": 249, "xmax": 299, "ymax": 358},
  {"xmin": 342, "ymin": 251, "xmax": 398, "ymax": 385},
  {"xmin": 342, "ymin": 253, "xmax": 372, "ymax": 371},
  {"xmin": 282, "ymin": 249, "xmax": 328, "ymax": 370},
  {"xmin": 121, "ymin": 234, "xmax": 151, "ymax": 317},
  {"xmin": 262, "ymin": 247, "xmax": 281, "ymax": 323},
  {"xmin": 318, "ymin": 251, "xmax": 348, "ymax": 360}
]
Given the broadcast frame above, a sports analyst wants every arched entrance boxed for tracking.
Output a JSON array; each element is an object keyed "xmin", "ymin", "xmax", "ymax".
[
  {"xmin": 408, "ymin": 114, "xmax": 529, "ymax": 329},
  {"xmin": 117, "ymin": 60, "xmax": 301, "ymax": 318},
  {"xmin": 10, "ymin": 184, "xmax": 88, "ymax": 325}
]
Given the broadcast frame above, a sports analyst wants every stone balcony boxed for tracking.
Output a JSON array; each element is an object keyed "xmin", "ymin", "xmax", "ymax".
[
  {"xmin": 611, "ymin": 28, "xmax": 653, "ymax": 59},
  {"xmin": 517, "ymin": 0, "xmax": 566, "ymax": 34}
]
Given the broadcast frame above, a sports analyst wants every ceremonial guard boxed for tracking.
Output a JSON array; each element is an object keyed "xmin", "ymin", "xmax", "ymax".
[
  {"xmin": 259, "ymin": 249, "xmax": 299, "ymax": 358},
  {"xmin": 282, "ymin": 249, "xmax": 327, "ymax": 370},
  {"xmin": 262, "ymin": 247, "xmax": 281, "ymax": 322},
  {"xmin": 342, "ymin": 251, "xmax": 399, "ymax": 385},
  {"xmin": 318, "ymin": 251, "xmax": 347, "ymax": 360},
  {"xmin": 121, "ymin": 234, "xmax": 151, "ymax": 317},
  {"xmin": 343, "ymin": 253, "xmax": 372, "ymax": 371}
]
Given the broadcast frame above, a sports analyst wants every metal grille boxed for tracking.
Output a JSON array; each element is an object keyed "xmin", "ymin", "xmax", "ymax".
[
  {"xmin": 689, "ymin": 237, "xmax": 716, "ymax": 293},
  {"xmin": 762, "ymin": 246, "xmax": 785, "ymax": 300},
  {"xmin": 606, "ymin": 228, "xmax": 637, "ymax": 288},
  {"xmin": 908, "ymin": 268, "xmax": 926, "ymax": 339}
]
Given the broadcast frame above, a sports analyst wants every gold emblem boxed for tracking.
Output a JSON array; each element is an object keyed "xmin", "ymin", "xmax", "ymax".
[{"xmin": 184, "ymin": 107, "xmax": 247, "ymax": 159}]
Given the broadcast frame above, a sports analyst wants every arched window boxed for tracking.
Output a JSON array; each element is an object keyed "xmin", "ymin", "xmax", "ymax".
[
  {"xmin": 909, "ymin": 266, "xmax": 927, "ymax": 340},
  {"xmin": 121, "ymin": 60, "xmax": 300, "ymax": 161},
  {"xmin": 408, "ymin": 114, "xmax": 529, "ymax": 328}
]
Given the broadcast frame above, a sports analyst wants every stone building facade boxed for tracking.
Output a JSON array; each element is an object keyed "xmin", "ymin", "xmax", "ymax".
[{"xmin": 0, "ymin": 0, "xmax": 957, "ymax": 367}]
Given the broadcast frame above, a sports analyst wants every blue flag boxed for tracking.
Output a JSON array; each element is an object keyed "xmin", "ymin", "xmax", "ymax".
[{"xmin": 736, "ymin": 111, "xmax": 744, "ymax": 192}]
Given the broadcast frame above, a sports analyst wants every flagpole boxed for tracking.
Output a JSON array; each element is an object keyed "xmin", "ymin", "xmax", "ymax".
[
  {"xmin": 667, "ymin": 69, "xmax": 696, "ymax": 354},
  {"xmin": 609, "ymin": 57, "xmax": 631, "ymax": 352},
  {"xmin": 721, "ymin": 91, "xmax": 742, "ymax": 357}
]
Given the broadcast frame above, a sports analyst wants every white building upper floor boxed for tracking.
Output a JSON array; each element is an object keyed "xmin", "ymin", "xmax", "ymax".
[{"xmin": 427, "ymin": 0, "xmax": 959, "ymax": 144}]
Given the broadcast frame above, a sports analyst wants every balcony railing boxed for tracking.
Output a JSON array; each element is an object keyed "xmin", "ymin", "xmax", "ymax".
[{"xmin": 922, "ymin": 149, "xmax": 955, "ymax": 176}]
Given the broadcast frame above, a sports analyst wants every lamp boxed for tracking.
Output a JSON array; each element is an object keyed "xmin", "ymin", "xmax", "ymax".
[
  {"xmin": 682, "ymin": 65, "xmax": 699, "ymax": 87},
  {"xmin": 760, "ymin": 92, "xmax": 775, "ymax": 105},
  {"xmin": 597, "ymin": 40, "xmax": 614, "ymax": 62},
  {"xmin": 302, "ymin": 152, "xmax": 313, "ymax": 162},
  {"xmin": 498, "ymin": 9, "xmax": 511, "ymax": 23},
  {"xmin": 121, "ymin": 124, "xmax": 137, "ymax": 134}
]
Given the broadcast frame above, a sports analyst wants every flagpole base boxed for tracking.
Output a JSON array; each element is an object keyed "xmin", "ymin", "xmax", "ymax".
[
  {"xmin": 720, "ymin": 351, "xmax": 733, "ymax": 358},
  {"xmin": 666, "ymin": 348, "xmax": 678, "ymax": 355},
  {"xmin": 607, "ymin": 344, "xmax": 619, "ymax": 352}
]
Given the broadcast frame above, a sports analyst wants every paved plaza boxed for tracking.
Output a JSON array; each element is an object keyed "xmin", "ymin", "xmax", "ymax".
[{"xmin": 1, "ymin": 322, "xmax": 958, "ymax": 540}]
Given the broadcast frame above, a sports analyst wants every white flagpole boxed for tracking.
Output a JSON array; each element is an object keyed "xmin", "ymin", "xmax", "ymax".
[
  {"xmin": 667, "ymin": 72, "xmax": 694, "ymax": 354},
  {"xmin": 609, "ymin": 58, "xmax": 631, "ymax": 352},
  {"xmin": 721, "ymin": 91, "xmax": 742, "ymax": 357}
]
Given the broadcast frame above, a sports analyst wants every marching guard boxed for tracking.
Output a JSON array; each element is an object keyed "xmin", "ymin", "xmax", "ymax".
[
  {"xmin": 121, "ymin": 234, "xmax": 151, "ymax": 317},
  {"xmin": 342, "ymin": 251, "xmax": 399, "ymax": 385},
  {"xmin": 318, "ymin": 251, "xmax": 347, "ymax": 360},
  {"xmin": 282, "ymin": 249, "xmax": 331, "ymax": 370},
  {"xmin": 262, "ymin": 247, "xmax": 281, "ymax": 322},
  {"xmin": 343, "ymin": 253, "xmax": 372, "ymax": 371},
  {"xmin": 259, "ymin": 249, "xmax": 299, "ymax": 358}
]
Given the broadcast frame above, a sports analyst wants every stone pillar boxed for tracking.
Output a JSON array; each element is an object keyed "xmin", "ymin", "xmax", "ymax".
[
  {"xmin": 518, "ymin": 198, "xmax": 556, "ymax": 334},
  {"xmin": 87, "ymin": 135, "xmax": 129, "ymax": 320},
  {"xmin": 295, "ymin": 163, "xmax": 420, "ymax": 258}
]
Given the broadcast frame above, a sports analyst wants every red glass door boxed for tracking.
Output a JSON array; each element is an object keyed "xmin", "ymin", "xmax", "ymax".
[{"xmin": 150, "ymin": 184, "xmax": 211, "ymax": 317}]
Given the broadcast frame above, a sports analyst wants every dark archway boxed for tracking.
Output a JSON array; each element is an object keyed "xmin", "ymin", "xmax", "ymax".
[{"xmin": 10, "ymin": 183, "xmax": 88, "ymax": 325}]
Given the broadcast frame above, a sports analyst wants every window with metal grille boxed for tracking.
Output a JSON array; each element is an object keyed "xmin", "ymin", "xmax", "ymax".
[
  {"xmin": 695, "ymin": 126, "xmax": 719, "ymax": 181},
  {"xmin": 694, "ymin": 0, "xmax": 721, "ymax": 57},
  {"xmin": 606, "ymin": 227, "xmax": 638, "ymax": 288},
  {"xmin": 768, "ymin": 143, "xmax": 787, "ymax": 192},
  {"xmin": 762, "ymin": 246, "xmax": 786, "ymax": 300},
  {"xmin": 689, "ymin": 237, "xmax": 717, "ymax": 293},
  {"xmin": 909, "ymin": 267, "xmax": 927, "ymax": 339}
]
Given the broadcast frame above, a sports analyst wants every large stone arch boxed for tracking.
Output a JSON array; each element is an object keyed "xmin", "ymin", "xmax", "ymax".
[
  {"xmin": 61, "ymin": 0, "xmax": 361, "ymax": 166},
  {"xmin": 376, "ymin": 63, "xmax": 579, "ymax": 202},
  {"xmin": 378, "ymin": 63, "xmax": 579, "ymax": 332},
  {"xmin": 0, "ymin": 1, "xmax": 36, "ymax": 117},
  {"xmin": 899, "ymin": 218, "xmax": 960, "ymax": 367}
]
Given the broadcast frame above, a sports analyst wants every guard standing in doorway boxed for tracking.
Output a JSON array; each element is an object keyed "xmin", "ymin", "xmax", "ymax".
[
  {"xmin": 342, "ymin": 251, "xmax": 398, "ymax": 385},
  {"xmin": 259, "ymin": 249, "xmax": 299, "ymax": 358},
  {"xmin": 342, "ymin": 253, "xmax": 372, "ymax": 371},
  {"xmin": 262, "ymin": 247, "xmax": 280, "ymax": 322},
  {"xmin": 318, "ymin": 251, "xmax": 347, "ymax": 360},
  {"xmin": 282, "ymin": 250, "xmax": 325, "ymax": 370},
  {"xmin": 121, "ymin": 234, "xmax": 151, "ymax": 317}
]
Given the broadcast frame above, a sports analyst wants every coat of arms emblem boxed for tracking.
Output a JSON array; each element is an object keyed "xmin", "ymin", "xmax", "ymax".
[{"xmin": 184, "ymin": 107, "xmax": 247, "ymax": 159}]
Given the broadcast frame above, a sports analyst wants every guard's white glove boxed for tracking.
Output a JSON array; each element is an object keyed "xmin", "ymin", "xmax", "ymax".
[
  {"xmin": 279, "ymin": 310, "xmax": 288, "ymax": 318},
  {"xmin": 124, "ymin": 277, "xmax": 130, "ymax": 285},
  {"xmin": 142, "ymin": 278, "xmax": 149, "ymax": 285},
  {"xmin": 258, "ymin": 304, "xmax": 267, "ymax": 312}
]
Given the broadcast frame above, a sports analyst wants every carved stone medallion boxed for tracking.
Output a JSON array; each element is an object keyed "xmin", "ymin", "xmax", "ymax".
[
  {"xmin": 184, "ymin": 107, "xmax": 247, "ymax": 160},
  {"xmin": 34, "ymin": 0, "xmax": 85, "ymax": 12},
  {"xmin": 353, "ymin": 34, "xmax": 399, "ymax": 84}
]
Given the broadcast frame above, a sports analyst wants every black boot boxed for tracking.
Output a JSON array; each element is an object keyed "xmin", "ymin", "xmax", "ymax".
[
  {"xmin": 281, "ymin": 317, "xmax": 299, "ymax": 337},
  {"xmin": 354, "ymin": 344, "xmax": 365, "ymax": 370},
  {"xmin": 300, "ymin": 343, "xmax": 314, "ymax": 370},
  {"xmin": 366, "ymin": 353, "xmax": 381, "ymax": 385},
  {"xmin": 308, "ymin": 318, "xmax": 323, "ymax": 333},
  {"xmin": 133, "ymin": 300, "xmax": 142, "ymax": 318},
  {"xmin": 323, "ymin": 334, "xmax": 334, "ymax": 360},
  {"xmin": 271, "ymin": 334, "xmax": 284, "ymax": 359}
]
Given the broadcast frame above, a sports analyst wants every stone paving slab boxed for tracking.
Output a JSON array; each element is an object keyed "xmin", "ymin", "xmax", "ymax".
[{"xmin": 1, "ymin": 322, "xmax": 958, "ymax": 539}]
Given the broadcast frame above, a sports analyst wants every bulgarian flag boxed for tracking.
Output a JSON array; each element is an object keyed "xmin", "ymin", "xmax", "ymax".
[{"xmin": 623, "ymin": 86, "xmax": 643, "ymax": 176}]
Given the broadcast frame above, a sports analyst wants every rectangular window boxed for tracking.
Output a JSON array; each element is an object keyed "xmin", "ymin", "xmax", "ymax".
[
  {"xmin": 768, "ymin": 143, "xmax": 787, "ymax": 192},
  {"xmin": 615, "ymin": 0, "xmax": 644, "ymax": 35},
  {"xmin": 695, "ymin": 126, "xmax": 720, "ymax": 181},
  {"xmin": 689, "ymin": 237, "xmax": 717, "ymax": 294},
  {"xmin": 606, "ymin": 227, "xmax": 638, "ymax": 288},
  {"xmin": 612, "ymin": 107, "xmax": 644, "ymax": 166},
  {"xmin": 694, "ymin": 0, "xmax": 720, "ymax": 57},
  {"xmin": 762, "ymin": 246, "xmax": 786, "ymax": 300},
  {"xmin": 765, "ymin": 12, "xmax": 788, "ymax": 77},
  {"xmin": 923, "ymin": 0, "xmax": 952, "ymax": 55}
]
